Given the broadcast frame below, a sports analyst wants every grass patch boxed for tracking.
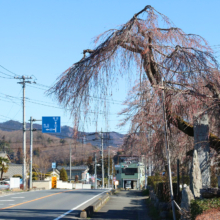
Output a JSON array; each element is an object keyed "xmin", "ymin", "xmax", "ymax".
[
  {"xmin": 142, "ymin": 189, "xmax": 149, "ymax": 196},
  {"xmin": 146, "ymin": 198, "xmax": 161, "ymax": 220}
]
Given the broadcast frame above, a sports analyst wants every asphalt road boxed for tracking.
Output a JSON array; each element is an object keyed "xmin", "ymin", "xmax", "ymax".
[{"xmin": 0, "ymin": 189, "xmax": 109, "ymax": 220}]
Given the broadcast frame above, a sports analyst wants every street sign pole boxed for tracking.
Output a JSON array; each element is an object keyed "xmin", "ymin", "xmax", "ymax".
[
  {"xmin": 69, "ymin": 142, "xmax": 72, "ymax": 182},
  {"xmin": 52, "ymin": 162, "xmax": 56, "ymax": 177},
  {"xmin": 108, "ymin": 147, "xmax": 110, "ymax": 188}
]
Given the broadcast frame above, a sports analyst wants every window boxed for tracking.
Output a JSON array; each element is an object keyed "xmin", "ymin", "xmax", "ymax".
[{"xmin": 125, "ymin": 168, "xmax": 138, "ymax": 175}]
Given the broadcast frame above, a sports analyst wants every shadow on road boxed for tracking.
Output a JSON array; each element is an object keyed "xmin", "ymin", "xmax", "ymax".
[
  {"xmin": 0, "ymin": 208, "xmax": 82, "ymax": 220},
  {"xmin": 91, "ymin": 190, "xmax": 151, "ymax": 220}
]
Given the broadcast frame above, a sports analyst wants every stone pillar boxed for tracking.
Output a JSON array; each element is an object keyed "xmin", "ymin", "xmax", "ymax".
[
  {"xmin": 181, "ymin": 186, "xmax": 194, "ymax": 220},
  {"xmin": 190, "ymin": 150, "xmax": 202, "ymax": 198},
  {"xmin": 193, "ymin": 113, "xmax": 210, "ymax": 187}
]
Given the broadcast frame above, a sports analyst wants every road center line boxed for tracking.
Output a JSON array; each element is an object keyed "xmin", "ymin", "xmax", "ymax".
[
  {"xmin": 0, "ymin": 190, "xmax": 73, "ymax": 210},
  {"xmin": 54, "ymin": 190, "xmax": 110, "ymax": 220}
]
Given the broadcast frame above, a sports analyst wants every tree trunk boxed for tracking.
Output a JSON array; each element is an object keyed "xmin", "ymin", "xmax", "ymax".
[
  {"xmin": 144, "ymin": 46, "xmax": 220, "ymax": 153},
  {"xmin": 1, "ymin": 165, "xmax": 4, "ymax": 180}
]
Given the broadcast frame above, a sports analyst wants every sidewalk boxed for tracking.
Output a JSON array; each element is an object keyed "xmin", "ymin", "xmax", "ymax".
[{"xmin": 90, "ymin": 190, "xmax": 151, "ymax": 220}]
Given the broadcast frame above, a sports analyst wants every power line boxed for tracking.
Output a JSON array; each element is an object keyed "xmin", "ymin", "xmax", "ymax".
[
  {"xmin": 0, "ymin": 91, "xmax": 129, "ymax": 115},
  {"xmin": 6, "ymin": 88, "xmax": 22, "ymax": 118},
  {"xmin": 0, "ymin": 64, "xmax": 18, "ymax": 76},
  {"xmin": 27, "ymin": 83, "xmax": 125, "ymax": 104}
]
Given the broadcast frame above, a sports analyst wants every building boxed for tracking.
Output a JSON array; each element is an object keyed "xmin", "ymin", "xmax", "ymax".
[
  {"xmin": 3, "ymin": 163, "xmax": 23, "ymax": 179},
  {"xmin": 115, "ymin": 156, "xmax": 145, "ymax": 189},
  {"xmin": 0, "ymin": 151, "xmax": 23, "ymax": 179},
  {"xmin": 57, "ymin": 165, "xmax": 89, "ymax": 181},
  {"xmin": 45, "ymin": 169, "xmax": 60, "ymax": 181}
]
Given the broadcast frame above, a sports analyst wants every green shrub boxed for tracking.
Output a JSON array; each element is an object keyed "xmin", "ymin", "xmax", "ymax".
[
  {"xmin": 12, "ymin": 174, "xmax": 22, "ymax": 179},
  {"xmin": 60, "ymin": 168, "xmax": 68, "ymax": 181},
  {"xmin": 146, "ymin": 198, "xmax": 160, "ymax": 220},
  {"xmin": 191, "ymin": 198, "xmax": 220, "ymax": 220},
  {"xmin": 142, "ymin": 189, "xmax": 149, "ymax": 196}
]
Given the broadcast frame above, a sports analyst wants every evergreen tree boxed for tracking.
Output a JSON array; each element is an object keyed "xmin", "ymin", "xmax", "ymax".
[
  {"xmin": 16, "ymin": 147, "xmax": 23, "ymax": 164},
  {"xmin": 87, "ymin": 156, "xmax": 94, "ymax": 174},
  {"xmin": 0, "ymin": 157, "xmax": 9, "ymax": 180},
  {"xmin": 33, "ymin": 148, "xmax": 40, "ymax": 157},
  {"xmin": 60, "ymin": 168, "xmax": 68, "ymax": 181}
]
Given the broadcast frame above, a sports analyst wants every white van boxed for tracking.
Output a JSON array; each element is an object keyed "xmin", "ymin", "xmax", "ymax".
[{"xmin": 125, "ymin": 181, "xmax": 131, "ymax": 189}]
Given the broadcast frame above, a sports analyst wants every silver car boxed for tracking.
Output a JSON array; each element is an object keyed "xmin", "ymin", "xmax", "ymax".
[{"xmin": 0, "ymin": 181, "xmax": 10, "ymax": 190}]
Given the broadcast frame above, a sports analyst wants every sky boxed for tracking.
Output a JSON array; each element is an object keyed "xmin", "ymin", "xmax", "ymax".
[{"xmin": 0, "ymin": 0, "xmax": 220, "ymax": 134}]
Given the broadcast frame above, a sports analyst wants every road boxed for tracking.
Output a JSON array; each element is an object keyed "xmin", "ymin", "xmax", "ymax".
[{"xmin": 0, "ymin": 189, "xmax": 109, "ymax": 220}]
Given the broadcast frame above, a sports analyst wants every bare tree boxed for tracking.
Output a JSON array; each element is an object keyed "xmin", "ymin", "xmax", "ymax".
[
  {"xmin": 33, "ymin": 154, "xmax": 50, "ymax": 180},
  {"xmin": 49, "ymin": 5, "xmax": 220, "ymax": 152}
]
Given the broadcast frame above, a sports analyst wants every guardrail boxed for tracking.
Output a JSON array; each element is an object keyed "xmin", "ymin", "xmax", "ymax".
[{"xmin": 80, "ymin": 189, "xmax": 115, "ymax": 218}]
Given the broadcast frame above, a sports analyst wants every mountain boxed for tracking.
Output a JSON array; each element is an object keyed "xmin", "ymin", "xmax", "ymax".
[{"xmin": 0, "ymin": 120, "xmax": 125, "ymax": 149}]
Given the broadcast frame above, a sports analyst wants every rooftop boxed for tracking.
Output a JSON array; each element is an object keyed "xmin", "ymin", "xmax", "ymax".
[{"xmin": 57, "ymin": 165, "xmax": 88, "ymax": 171}]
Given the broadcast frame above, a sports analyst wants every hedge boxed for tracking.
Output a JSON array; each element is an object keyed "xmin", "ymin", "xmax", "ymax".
[
  {"xmin": 148, "ymin": 175, "xmax": 188, "ymax": 203},
  {"xmin": 12, "ymin": 174, "xmax": 22, "ymax": 179},
  {"xmin": 190, "ymin": 198, "xmax": 220, "ymax": 220}
]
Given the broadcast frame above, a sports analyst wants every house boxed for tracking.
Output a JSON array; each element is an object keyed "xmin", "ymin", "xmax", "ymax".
[
  {"xmin": 3, "ymin": 163, "xmax": 23, "ymax": 179},
  {"xmin": 0, "ymin": 151, "xmax": 23, "ymax": 179},
  {"xmin": 57, "ymin": 165, "xmax": 89, "ymax": 181},
  {"xmin": 45, "ymin": 168, "xmax": 60, "ymax": 180},
  {"xmin": 115, "ymin": 156, "xmax": 145, "ymax": 189}
]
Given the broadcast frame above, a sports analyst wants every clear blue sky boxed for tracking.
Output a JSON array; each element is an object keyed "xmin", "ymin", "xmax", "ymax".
[{"xmin": 0, "ymin": 0, "xmax": 220, "ymax": 134}]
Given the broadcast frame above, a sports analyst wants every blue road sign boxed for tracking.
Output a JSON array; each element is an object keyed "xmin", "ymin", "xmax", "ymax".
[
  {"xmin": 52, "ymin": 162, "xmax": 56, "ymax": 169},
  {"xmin": 42, "ymin": 116, "xmax": 61, "ymax": 133}
]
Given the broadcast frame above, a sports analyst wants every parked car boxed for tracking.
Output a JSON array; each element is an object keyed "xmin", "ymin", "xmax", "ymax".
[
  {"xmin": 125, "ymin": 181, "xmax": 131, "ymax": 189},
  {"xmin": 3, "ymin": 179, "xmax": 10, "ymax": 184},
  {"xmin": 0, "ymin": 181, "xmax": 10, "ymax": 190}
]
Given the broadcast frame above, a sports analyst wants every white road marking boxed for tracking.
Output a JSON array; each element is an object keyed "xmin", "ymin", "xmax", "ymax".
[
  {"xmin": 54, "ymin": 190, "xmax": 110, "ymax": 220},
  {"xmin": 0, "ymin": 188, "xmax": 50, "ymax": 198},
  {"xmin": 0, "ymin": 200, "xmax": 14, "ymax": 201}
]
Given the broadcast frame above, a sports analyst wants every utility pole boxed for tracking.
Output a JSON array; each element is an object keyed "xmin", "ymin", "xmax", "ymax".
[
  {"xmin": 112, "ymin": 158, "xmax": 114, "ymax": 188},
  {"xmin": 161, "ymin": 79, "xmax": 176, "ymax": 220},
  {"xmin": 15, "ymin": 75, "xmax": 33, "ymax": 190},
  {"xmin": 29, "ymin": 117, "xmax": 39, "ymax": 190},
  {"xmin": 108, "ymin": 146, "xmax": 110, "ymax": 188},
  {"xmin": 101, "ymin": 130, "xmax": 104, "ymax": 188},
  {"xmin": 95, "ymin": 153, "xmax": 97, "ymax": 189},
  {"xmin": 29, "ymin": 117, "xmax": 33, "ymax": 189},
  {"xmin": 69, "ymin": 142, "xmax": 72, "ymax": 181},
  {"xmin": 145, "ymin": 155, "xmax": 147, "ymax": 189}
]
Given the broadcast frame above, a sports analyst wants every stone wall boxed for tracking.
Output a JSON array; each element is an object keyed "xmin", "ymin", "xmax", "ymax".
[{"xmin": 33, "ymin": 180, "xmax": 51, "ymax": 190}]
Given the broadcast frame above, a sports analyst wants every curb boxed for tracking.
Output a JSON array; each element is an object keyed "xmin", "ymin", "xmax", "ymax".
[{"xmin": 80, "ymin": 189, "xmax": 115, "ymax": 218}]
